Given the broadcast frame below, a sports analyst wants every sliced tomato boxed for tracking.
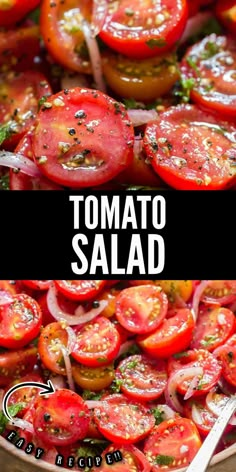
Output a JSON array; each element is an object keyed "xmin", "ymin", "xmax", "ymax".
[
  {"xmin": 94, "ymin": 394, "xmax": 155, "ymax": 443},
  {"xmin": 168, "ymin": 349, "xmax": 222, "ymax": 396},
  {"xmin": 116, "ymin": 354, "xmax": 167, "ymax": 401},
  {"xmin": 143, "ymin": 104, "xmax": 236, "ymax": 190},
  {"xmin": 143, "ymin": 417, "xmax": 202, "ymax": 470},
  {"xmin": 181, "ymin": 34, "xmax": 236, "ymax": 119},
  {"xmin": 201, "ymin": 280, "xmax": 236, "ymax": 305},
  {"xmin": 96, "ymin": 288, "xmax": 121, "ymax": 318},
  {"xmin": 0, "ymin": 70, "xmax": 51, "ymax": 150},
  {"xmin": 0, "ymin": 26, "xmax": 41, "ymax": 73},
  {"xmin": 32, "ymin": 88, "xmax": 134, "ymax": 188},
  {"xmin": 99, "ymin": 0, "xmax": 188, "ymax": 59},
  {"xmin": 38, "ymin": 322, "xmax": 69, "ymax": 375},
  {"xmin": 7, "ymin": 372, "xmax": 43, "ymax": 418},
  {"xmin": 22, "ymin": 280, "xmax": 52, "ymax": 291},
  {"xmin": 102, "ymin": 52, "xmax": 179, "ymax": 102},
  {"xmin": 157, "ymin": 280, "xmax": 193, "ymax": 305},
  {"xmin": 190, "ymin": 306, "xmax": 236, "ymax": 351},
  {"xmin": 72, "ymin": 363, "xmax": 115, "ymax": 391},
  {"xmin": 99, "ymin": 443, "xmax": 151, "ymax": 472},
  {"xmin": 33, "ymin": 389, "xmax": 90, "ymax": 446},
  {"xmin": 184, "ymin": 397, "xmax": 217, "ymax": 437},
  {"xmin": 0, "ymin": 346, "xmax": 37, "ymax": 386},
  {"xmin": 0, "ymin": 293, "xmax": 42, "ymax": 349},
  {"xmin": 72, "ymin": 316, "xmax": 120, "ymax": 367},
  {"xmin": 138, "ymin": 308, "xmax": 195, "ymax": 358},
  {"xmin": 54, "ymin": 280, "xmax": 106, "ymax": 302},
  {"xmin": 115, "ymin": 285, "xmax": 168, "ymax": 334},
  {"xmin": 216, "ymin": 1, "xmax": 236, "ymax": 35},
  {"xmin": 214, "ymin": 345, "xmax": 236, "ymax": 387},
  {"xmin": 0, "ymin": 0, "xmax": 40, "ymax": 27},
  {"xmin": 40, "ymin": 0, "xmax": 92, "ymax": 74}
]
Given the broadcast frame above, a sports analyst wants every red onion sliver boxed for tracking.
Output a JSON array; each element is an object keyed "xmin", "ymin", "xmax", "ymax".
[
  {"xmin": 191, "ymin": 404, "xmax": 203, "ymax": 425},
  {"xmin": 180, "ymin": 11, "xmax": 213, "ymax": 44},
  {"xmin": 49, "ymin": 374, "xmax": 66, "ymax": 390},
  {"xmin": 61, "ymin": 346, "xmax": 75, "ymax": 392},
  {"xmin": 8, "ymin": 418, "xmax": 34, "ymax": 434},
  {"xmin": 81, "ymin": 19, "xmax": 107, "ymax": 93},
  {"xmin": 217, "ymin": 377, "xmax": 236, "ymax": 396},
  {"xmin": 158, "ymin": 404, "xmax": 176, "ymax": 420},
  {"xmin": 0, "ymin": 151, "xmax": 42, "ymax": 177},
  {"xmin": 165, "ymin": 366, "xmax": 203, "ymax": 414},
  {"xmin": 91, "ymin": 0, "xmax": 108, "ymax": 37},
  {"xmin": 0, "ymin": 291, "xmax": 13, "ymax": 306},
  {"xmin": 117, "ymin": 340, "xmax": 134, "ymax": 358},
  {"xmin": 47, "ymin": 283, "xmax": 108, "ymax": 325},
  {"xmin": 85, "ymin": 400, "xmax": 106, "ymax": 409},
  {"xmin": 206, "ymin": 391, "xmax": 236, "ymax": 426},
  {"xmin": 133, "ymin": 135, "xmax": 143, "ymax": 159},
  {"xmin": 192, "ymin": 280, "xmax": 211, "ymax": 321},
  {"xmin": 127, "ymin": 109, "xmax": 158, "ymax": 127},
  {"xmin": 184, "ymin": 375, "xmax": 202, "ymax": 400},
  {"xmin": 65, "ymin": 326, "xmax": 77, "ymax": 353}
]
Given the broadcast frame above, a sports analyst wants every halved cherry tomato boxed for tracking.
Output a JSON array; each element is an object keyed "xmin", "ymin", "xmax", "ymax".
[
  {"xmin": 54, "ymin": 280, "xmax": 106, "ymax": 301},
  {"xmin": 99, "ymin": 443, "xmax": 151, "ymax": 472},
  {"xmin": 0, "ymin": 0, "xmax": 40, "ymax": 27},
  {"xmin": 38, "ymin": 322, "xmax": 69, "ymax": 375},
  {"xmin": 33, "ymin": 389, "xmax": 90, "ymax": 446},
  {"xmin": 0, "ymin": 293, "xmax": 42, "ymax": 349},
  {"xmin": 138, "ymin": 308, "xmax": 195, "ymax": 358},
  {"xmin": 94, "ymin": 394, "xmax": 155, "ymax": 443},
  {"xmin": 72, "ymin": 316, "xmax": 120, "ymax": 367},
  {"xmin": 201, "ymin": 281, "xmax": 236, "ymax": 305},
  {"xmin": 156, "ymin": 280, "xmax": 193, "ymax": 304},
  {"xmin": 116, "ymin": 354, "xmax": 167, "ymax": 401},
  {"xmin": 40, "ymin": 0, "xmax": 92, "ymax": 74},
  {"xmin": 96, "ymin": 288, "xmax": 120, "ymax": 318},
  {"xmin": 143, "ymin": 417, "xmax": 202, "ymax": 470},
  {"xmin": 7, "ymin": 372, "xmax": 43, "ymax": 418},
  {"xmin": 184, "ymin": 397, "xmax": 217, "ymax": 437},
  {"xmin": 168, "ymin": 349, "xmax": 222, "ymax": 396},
  {"xmin": 216, "ymin": 1, "xmax": 236, "ymax": 35},
  {"xmin": 22, "ymin": 280, "xmax": 52, "ymax": 291},
  {"xmin": 32, "ymin": 88, "xmax": 134, "ymax": 188},
  {"xmin": 115, "ymin": 285, "xmax": 168, "ymax": 334},
  {"xmin": 190, "ymin": 306, "xmax": 236, "ymax": 351},
  {"xmin": 72, "ymin": 363, "xmax": 115, "ymax": 391},
  {"xmin": 214, "ymin": 345, "xmax": 236, "ymax": 387},
  {"xmin": 0, "ymin": 26, "xmax": 40, "ymax": 73},
  {"xmin": 143, "ymin": 104, "xmax": 236, "ymax": 190},
  {"xmin": 0, "ymin": 70, "xmax": 51, "ymax": 149},
  {"xmin": 0, "ymin": 346, "xmax": 37, "ymax": 386},
  {"xmin": 99, "ymin": 0, "xmax": 188, "ymax": 59},
  {"xmin": 102, "ymin": 52, "xmax": 179, "ymax": 102},
  {"xmin": 181, "ymin": 34, "xmax": 236, "ymax": 118}
]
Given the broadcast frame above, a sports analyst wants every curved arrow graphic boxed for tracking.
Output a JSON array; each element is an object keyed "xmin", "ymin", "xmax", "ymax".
[{"xmin": 2, "ymin": 380, "xmax": 55, "ymax": 421}]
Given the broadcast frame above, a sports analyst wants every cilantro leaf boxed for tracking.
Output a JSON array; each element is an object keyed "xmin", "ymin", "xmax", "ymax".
[
  {"xmin": 150, "ymin": 407, "xmax": 165, "ymax": 425},
  {"xmin": 154, "ymin": 455, "xmax": 174, "ymax": 466},
  {"xmin": 82, "ymin": 390, "xmax": 103, "ymax": 401},
  {"xmin": 0, "ymin": 126, "xmax": 12, "ymax": 146}
]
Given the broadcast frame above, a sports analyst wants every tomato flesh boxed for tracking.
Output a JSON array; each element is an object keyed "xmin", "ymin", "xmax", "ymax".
[
  {"xmin": 54, "ymin": 280, "xmax": 106, "ymax": 301},
  {"xmin": 38, "ymin": 322, "xmax": 69, "ymax": 375},
  {"xmin": 191, "ymin": 306, "xmax": 236, "ymax": 351},
  {"xmin": 99, "ymin": 443, "xmax": 151, "ymax": 472},
  {"xmin": 0, "ymin": 0, "xmax": 40, "ymax": 27}
]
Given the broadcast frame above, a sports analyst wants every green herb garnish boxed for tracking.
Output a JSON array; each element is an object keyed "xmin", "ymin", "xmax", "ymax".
[
  {"xmin": 154, "ymin": 455, "xmax": 174, "ymax": 466},
  {"xmin": 146, "ymin": 38, "xmax": 167, "ymax": 48}
]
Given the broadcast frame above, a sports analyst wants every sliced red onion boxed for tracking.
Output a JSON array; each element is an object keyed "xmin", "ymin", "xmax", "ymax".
[
  {"xmin": 0, "ymin": 291, "xmax": 13, "ymax": 306},
  {"xmin": 49, "ymin": 374, "xmax": 66, "ymax": 390},
  {"xmin": 65, "ymin": 326, "xmax": 77, "ymax": 353},
  {"xmin": 165, "ymin": 366, "xmax": 203, "ymax": 414},
  {"xmin": 133, "ymin": 135, "xmax": 143, "ymax": 159},
  {"xmin": 81, "ymin": 19, "xmax": 107, "ymax": 93},
  {"xmin": 44, "ymin": 447, "xmax": 59, "ymax": 464},
  {"xmin": 127, "ymin": 109, "xmax": 158, "ymax": 127},
  {"xmin": 180, "ymin": 11, "xmax": 213, "ymax": 44},
  {"xmin": 191, "ymin": 403, "xmax": 203, "ymax": 425},
  {"xmin": 85, "ymin": 400, "xmax": 107, "ymax": 409},
  {"xmin": 206, "ymin": 391, "xmax": 236, "ymax": 425},
  {"xmin": 158, "ymin": 404, "xmax": 176, "ymax": 420},
  {"xmin": 61, "ymin": 346, "xmax": 75, "ymax": 392},
  {"xmin": 218, "ymin": 376, "xmax": 236, "ymax": 396},
  {"xmin": 8, "ymin": 418, "xmax": 34, "ymax": 434},
  {"xmin": 184, "ymin": 375, "xmax": 202, "ymax": 400},
  {"xmin": 117, "ymin": 340, "xmax": 134, "ymax": 358},
  {"xmin": 47, "ymin": 283, "xmax": 108, "ymax": 326},
  {"xmin": 192, "ymin": 280, "xmax": 211, "ymax": 321},
  {"xmin": 91, "ymin": 0, "xmax": 108, "ymax": 37},
  {"xmin": 0, "ymin": 151, "xmax": 42, "ymax": 177}
]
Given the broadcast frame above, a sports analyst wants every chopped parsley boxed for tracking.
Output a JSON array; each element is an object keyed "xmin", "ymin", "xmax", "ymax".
[
  {"xmin": 201, "ymin": 335, "xmax": 218, "ymax": 347},
  {"xmin": 110, "ymin": 378, "xmax": 123, "ymax": 393},
  {"xmin": 0, "ymin": 173, "xmax": 10, "ymax": 191},
  {"xmin": 0, "ymin": 125, "xmax": 13, "ymax": 146},
  {"xmin": 146, "ymin": 38, "xmax": 167, "ymax": 49},
  {"xmin": 201, "ymin": 41, "xmax": 220, "ymax": 59},
  {"xmin": 0, "ymin": 403, "xmax": 25, "ymax": 434},
  {"xmin": 154, "ymin": 455, "xmax": 174, "ymax": 466},
  {"xmin": 173, "ymin": 351, "xmax": 189, "ymax": 359},
  {"xmin": 82, "ymin": 390, "xmax": 103, "ymax": 401},
  {"xmin": 150, "ymin": 407, "xmax": 165, "ymax": 425}
]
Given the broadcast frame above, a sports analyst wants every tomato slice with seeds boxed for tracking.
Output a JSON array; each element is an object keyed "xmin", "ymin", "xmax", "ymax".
[
  {"xmin": 33, "ymin": 389, "xmax": 90, "ymax": 446},
  {"xmin": 190, "ymin": 306, "xmax": 236, "ymax": 352},
  {"xmin": 0, "ymin": 346, "xmax": 37, "ymax": 387},
  {"xmin": 72, "ymin": 363, "xmax": 115, "ymax": 391},
  {"xmin": 32, "ymin": 88, "xmax": 134, "ymax": 188},
  {"xmin": 138, "ymin": 308, "xmax": 195, "ymax": 358},
  {"xmin": 214, "ymin": 345, "xmax": 236, "ymax": 387},
  {"xmin": 38, "ymin": 322, "xmax": 69, "ymax": 375},
  {"xmin": 115, "ymin": 285, "xmax": 168, "ymax": 334},
  {"xmin": 116, "ymin": 354, "xmax": 167, "ymax": 401},
  {"xmin": 201, "ymin": 280, "xmax": 236, "ymax": 305},
  {"xmin": 184, "ymin": 397, "xmax": 217, "ymax": 437},
  {"xmin": 0, "ymin": 293, "xmax": 42, "ymax": 349},
  {"xmin": 94, "ymin": 394, "xmax": 155, "ymax": 443},
  {"xmin": 40, "ymin": 0, "xmax": 92, "ymax": 74},
  {"xmin": 143, "ymin": 417, "xmax": 202, "ymax": 471},
  {"xmin": 181, "ymin": 34, "xmax": 236, "ymax": 119},
  {"xmin": 143, "ymin": 104, "xmax": 236, "ymax": 190},
  {"xmin": 0, "ymin": 70, "xmax": 51, "ymax": 150},
  {"xmin": 99, "ymin": 0, "xmax": 188, "ymax": 59},
  {"xmin": 168, "ymin": 349, "xmax": 222, "ymax": 396},
  {"xmin": 72, "ymin": 316, "xmax": 120, "ymax": 367},
  {"xmin": 54, "ymin": 280, "xmax": 106, "ymax": 301},
  {"xmin": 99, "ymin": 443, "xmax": 151, "ymax": 472}
]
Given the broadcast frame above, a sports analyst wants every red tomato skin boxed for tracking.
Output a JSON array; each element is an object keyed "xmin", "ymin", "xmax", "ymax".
[
  {"xmin": 54, "ymin": 280, "xmax": 107, "ymax": 301},
  {"xmin": 0, "ymin": 26, "xmax": 41, "ymax": 73},
  {"xmin": 184, "ymin": 397, "xmax": 217, "ymax": 437},
  {"xmin": 99, "ymin": 443, "xmax": 151, "ymax": 472},
  {"xmin": 7, "ymin": 372, "xmax": 43, "ymax": 418},
  {"xmin": 0, "ymin": 0, "xmax": 40, "ymax": 27},
  {"xmin": 0, "ymin": 346, "xmax": 37, "ymax": 387},
  {"xmin": 22, "ymin": 280, "xmax": 52, "ymax": 291},
  {"xmin": 216, "ymin": 0, "xmax": 236, "ymax": 35},
  {"xmin": 115, "ymin": 285, "xmax": 168, "ymax": 334},
  {"xmin": 99, "ymin": 0, "xmax": 188, "ymax": 59},
  {"xmin": 0, "ymin": 294, "xmax": 42, "ymax": 349},
  {"xmin": 138, "ymin": 308, "xmax": 195, "ymax": 358}
]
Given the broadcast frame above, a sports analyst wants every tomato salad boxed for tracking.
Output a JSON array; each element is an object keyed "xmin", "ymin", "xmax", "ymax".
[
  {"xmin": 1, "ymin": 280, "xmax": 236, "ymax": 471},
  {"xmin": 0, "ymin": 1, "xmax": 236, "ymax": 190}
]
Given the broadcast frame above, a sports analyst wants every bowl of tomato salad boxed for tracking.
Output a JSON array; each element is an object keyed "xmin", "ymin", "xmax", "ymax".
[
  {"xmin": 0, "ymin": 280, "xmax": 236, "ymax": 472},
  {"xmin": 0, "ymin": 0, "xmax": 236, "ymax": 190}
]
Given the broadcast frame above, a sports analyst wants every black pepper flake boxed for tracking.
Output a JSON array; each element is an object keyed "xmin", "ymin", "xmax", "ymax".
[
  {"xmin": 92, "ymin": 300, "xmax": 100, "ymax": 308},
  {"xmin": 63, "ymin": 89, "xmax": 69, "ymax": 95},
  {"xmin": 44, "ymin": 413, "xmax": 51, "ymax": 422},
  {"xmin": 75, "ymin": 110, "xmax": 87, "ymax": 119},
  {"xmin": 69, "ymin": 128, "xmax": 76, "ymax": 136},
  {"xmin": 50, "ymin": 2, "xmax": 57, "ymax": 6}
]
